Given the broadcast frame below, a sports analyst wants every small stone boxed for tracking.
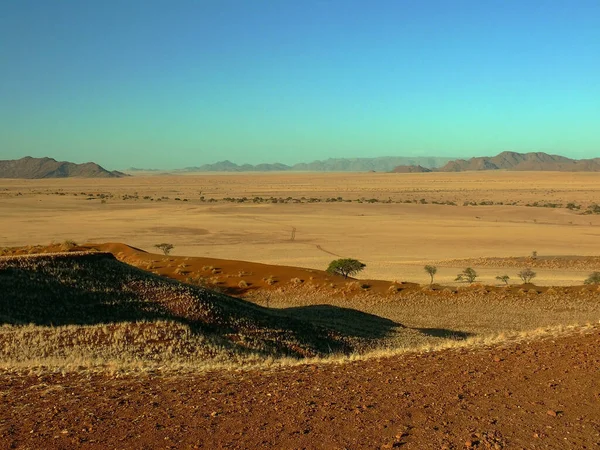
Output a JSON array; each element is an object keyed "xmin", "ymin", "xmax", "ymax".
[{"xmin": 547, "ymin": 410, "xmax": 557, "ymax": 417}]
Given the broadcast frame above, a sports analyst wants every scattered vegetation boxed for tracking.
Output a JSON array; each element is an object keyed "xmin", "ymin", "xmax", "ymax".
[{"xmin": 326, "ymin": 258, "xmax": 366, "ymax": 279}]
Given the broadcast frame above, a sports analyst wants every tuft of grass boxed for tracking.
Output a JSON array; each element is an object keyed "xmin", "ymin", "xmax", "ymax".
[{"xmin": 59, "ymin": 240, "xmax": 78, "ymax": 251}]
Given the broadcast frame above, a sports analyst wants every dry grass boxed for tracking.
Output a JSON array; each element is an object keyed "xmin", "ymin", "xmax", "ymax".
[
  {"xmin": 247, "ymin": 283, "xmax": 600, "ymax": 345},
  {"xmin": 1, "ymin": 320, "xmax": 596, "ymax": 375}
]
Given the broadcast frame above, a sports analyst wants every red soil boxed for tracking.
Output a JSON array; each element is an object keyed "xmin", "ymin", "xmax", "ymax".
[{"xmin": 1, "ymin": 328, "xmax": 599, "ymax": 449}]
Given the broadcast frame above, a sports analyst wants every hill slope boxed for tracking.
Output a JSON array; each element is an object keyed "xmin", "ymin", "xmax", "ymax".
[
  {"xmin": 0, "ymin": 252, "xmax": 352, "ymax": 366},
  {"xmin": 439, "ymin": 151, "xmax": 600, "ymax": 172},
  {"xmin": 0, "ymin": 156, "xmax": 127, "ymax": 178}
]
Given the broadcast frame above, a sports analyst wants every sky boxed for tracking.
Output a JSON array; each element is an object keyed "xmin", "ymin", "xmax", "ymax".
[{"xmin": 1, "ymin": 0, "xmax": 599, "ymax": 169}]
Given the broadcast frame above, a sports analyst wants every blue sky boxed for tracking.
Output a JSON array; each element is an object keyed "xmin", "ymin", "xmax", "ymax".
[{"xmin": 1, "ymin": 0, "xmax": 599, "ymax": 169}]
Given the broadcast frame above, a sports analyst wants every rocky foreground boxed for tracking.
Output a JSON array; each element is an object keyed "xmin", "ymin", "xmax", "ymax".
[{"xmin": 1, "ymin": 327, "xmax": 599, "ymax": 449}]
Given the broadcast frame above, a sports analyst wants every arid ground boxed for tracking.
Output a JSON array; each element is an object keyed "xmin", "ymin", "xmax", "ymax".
[{"xmin": 2, "ymin": 172, "xmax": 600, "ymax": 448}]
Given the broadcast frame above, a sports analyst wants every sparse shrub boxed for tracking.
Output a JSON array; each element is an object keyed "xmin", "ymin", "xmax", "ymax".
[
  {"xmin": 424, "ymin": 265, "xmax": 437, "ymax": 285},
  {"xmin": 326, "ymin": 258, "xmax": 366, "ymax": 279},
  {"xmin": 455, "ymin": 267, "xmax": 478, "ymax": 283},
  {"xmin": 496, "ymin": 275, "xmax": 510, "ymax": 285},
  {"xmin": 518, "ymin": 268, "xmax": 537, "ymax": 283},
  {"xmin": 584, "ymin": 272, "xmax": 600, "ymax": 285},
  {"xmin": 154, "ymin": 243, "xmax": 174, "ymax": 255},
  {"xmin": 531, "ymin": 250, "xmax": 538, "ymax": 259}
]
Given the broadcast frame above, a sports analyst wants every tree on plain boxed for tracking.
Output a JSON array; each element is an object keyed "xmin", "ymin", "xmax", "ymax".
[
  {"xmin": 326, "ymin": 258, "xmax": 366, "ymax": 279},
  {"xmin": 518, "ymin": 267, "xmax": 537, "ymax": 283},
  {"xmin": 154, "ymin": 243, "xmax": 174, "ymax": 255},
  {"xmin": 455, "ymin": 267, "xmax": 478, "ymax": 283},
  {"xmin": 424, "ymin": 265, "xmax": 437, "ymax": 285},
  {"xmin": 496, "ymin": 275, "xmax": 510, "ymax": 285},
  {"xmin": 584, "ymin": 272, "xmax": 600, "ymax": 285}
]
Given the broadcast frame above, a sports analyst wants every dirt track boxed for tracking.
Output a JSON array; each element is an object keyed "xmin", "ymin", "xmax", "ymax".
[{"xmin": 2, "ymin": 328, "xmax": 599, "ymax": 449}]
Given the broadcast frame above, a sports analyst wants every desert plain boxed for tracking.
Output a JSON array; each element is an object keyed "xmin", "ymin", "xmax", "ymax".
[
  {"xmin": 2, "ymin": 171, "xmax": 600, "ymax": 449},
  {"xmin": 3, "ymin": 170, "xmax": 600, "ymax": 284}
]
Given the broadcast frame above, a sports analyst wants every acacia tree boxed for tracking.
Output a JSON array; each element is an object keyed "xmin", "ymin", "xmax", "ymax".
[
  {"xmin": 327, "ymin": 258, "xmax": 366, "ymax": 279},
  {"xmin": 496, "ymin": 275, "xmax": 510, "ymax": 285},
  {"xmin": 455, "ymin": 267, "xmax": 478, "ymax": 283},
  {"xmin": 518, "ymin": 267, "xmax": 536, "ymax": 283},
  {"xmin": 424, "ymin": 265, "xmax": 437, "ymax": 285},
  {"xmin": 154, "ymin": 243, "xmax": 174, "ymax": 255}
]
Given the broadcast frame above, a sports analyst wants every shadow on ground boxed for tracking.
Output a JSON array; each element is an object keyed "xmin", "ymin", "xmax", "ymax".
[
  {"xmin": 280, "ymin": 304, "xmax": 400, "ymax": 339},
  {"xmin": 415, "ymin": 327, "xmax": 474, "ymax": 340}
]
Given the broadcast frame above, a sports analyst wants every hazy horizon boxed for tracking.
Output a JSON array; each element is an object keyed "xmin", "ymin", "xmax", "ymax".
[{"xmin": 2, "ymin": 1, "xmax": 599, "ymax": 170}]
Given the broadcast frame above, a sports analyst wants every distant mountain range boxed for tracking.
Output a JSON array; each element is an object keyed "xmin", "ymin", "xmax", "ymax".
[
  {"xmin": 3, "ymin": 152, "xmax": 599, "ymax": 179},
  {"xmin": 0, "ymin": 157, "xmax": 127, "ymax": 179},
  {"xmin": 434, "ymin": 151, "xmax": 600, "ymax": 172},
  {"xmin": 182, "ymin": 156, "xmax": 453, "ymax": 173},
  {"xmin": 182, "ymin": 152, "xmax": 600, "ymax": 173}
]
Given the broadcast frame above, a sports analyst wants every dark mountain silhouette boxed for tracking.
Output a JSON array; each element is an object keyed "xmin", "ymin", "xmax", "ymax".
[
  {"xmin": 390, "ymin": 165, "xmax": 432, "ymax": 173},
  {"xmin": 0, "ymin": 157, "xmax": 127, "ymax": 179},
  {"xmin": 438, "ymin": 151, "xmax": 600, "ymax": 172}
]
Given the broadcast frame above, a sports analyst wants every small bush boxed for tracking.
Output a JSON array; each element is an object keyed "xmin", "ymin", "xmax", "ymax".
[{"xmin": 263, "ymin": 276, "xmax": 277, "ymax": 285}]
